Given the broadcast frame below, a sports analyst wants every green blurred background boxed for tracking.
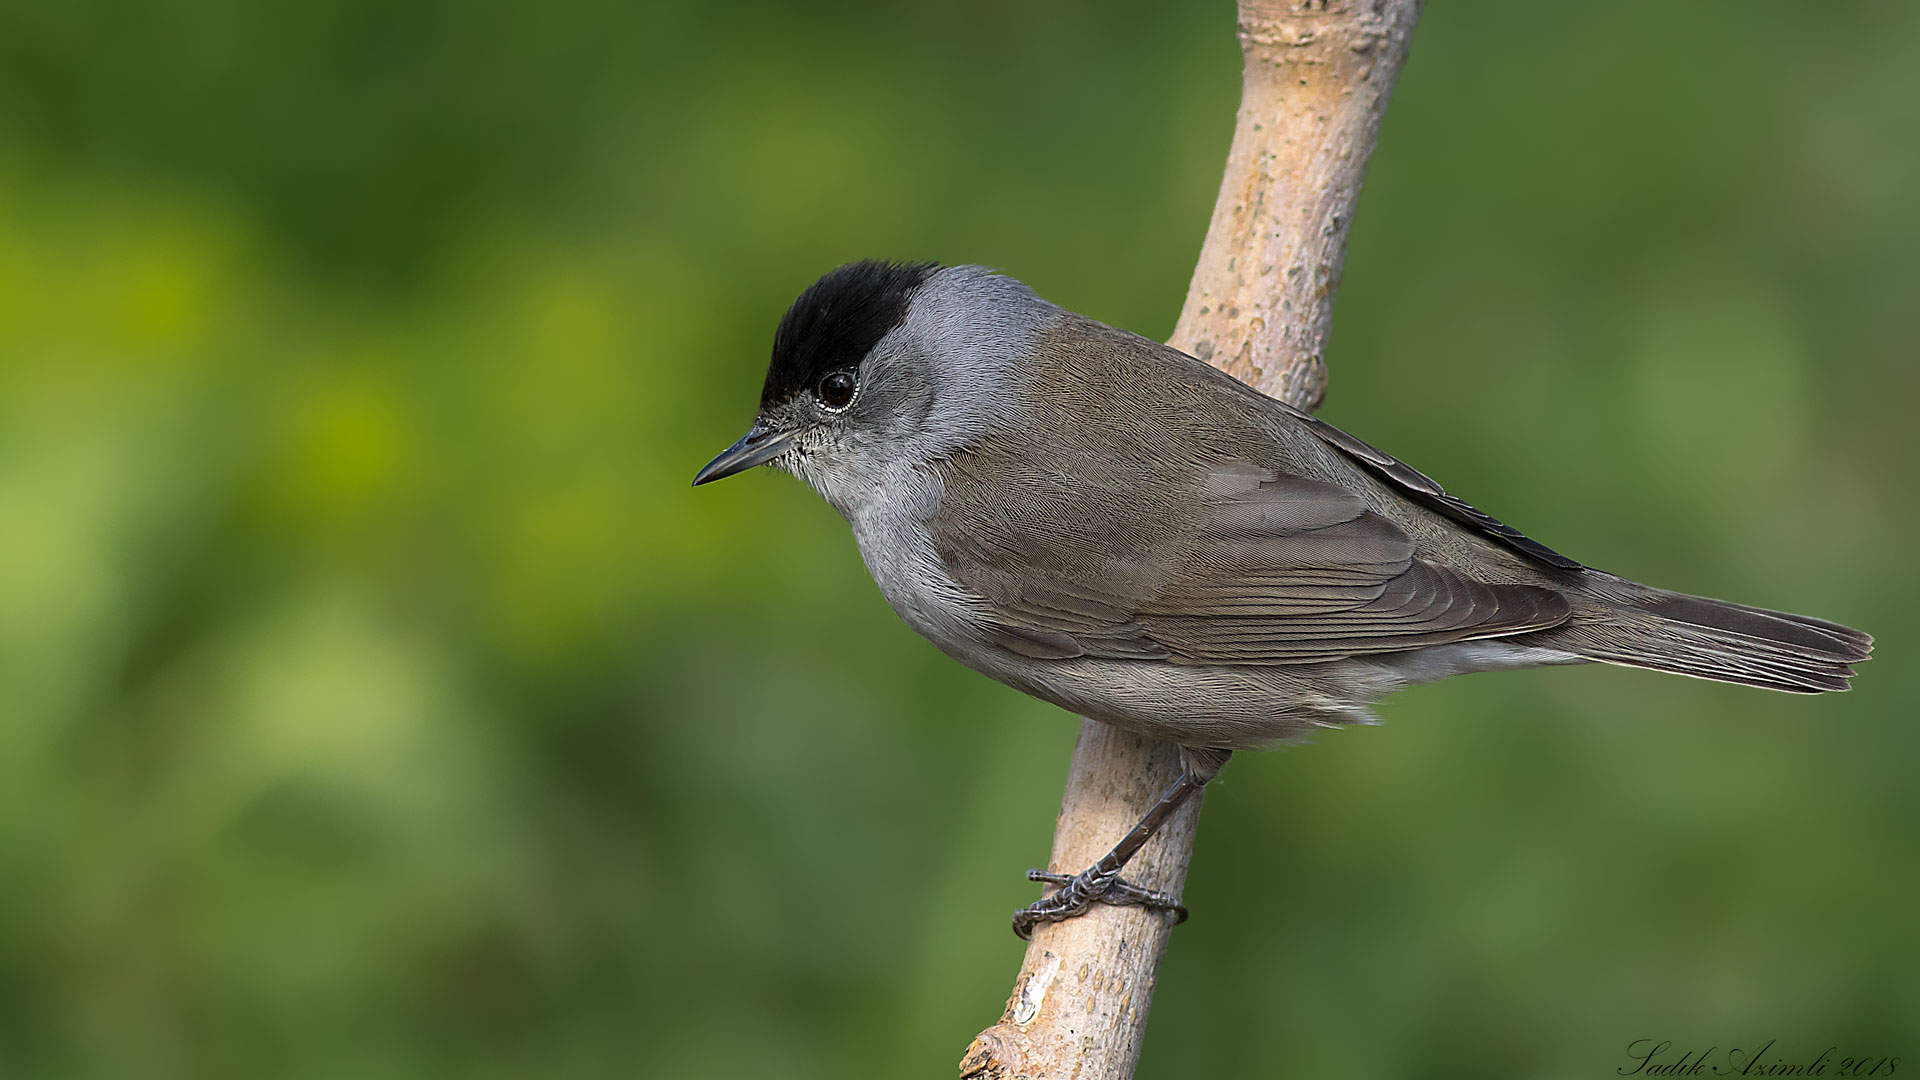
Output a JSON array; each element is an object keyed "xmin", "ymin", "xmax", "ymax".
[{"xmin": 0, "ymin": 1, "xmax": 1914, "ymax": 1076}]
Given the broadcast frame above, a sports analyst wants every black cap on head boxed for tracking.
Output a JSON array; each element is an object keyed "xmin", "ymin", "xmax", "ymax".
[{"xmin": 762, "ymin": 260, "xmax": 940, "ymax": 407}]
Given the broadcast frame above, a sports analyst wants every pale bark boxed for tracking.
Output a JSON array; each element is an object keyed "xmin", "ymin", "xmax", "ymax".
[{"xmin": 959, "ymin": 2, "xmax": 1423, "ymax": 1077}]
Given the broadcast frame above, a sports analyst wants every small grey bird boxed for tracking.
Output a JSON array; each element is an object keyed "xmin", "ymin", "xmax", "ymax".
[{"xmin": 694, "ymin": 260, "xmax": 1872, "ymax": 938}]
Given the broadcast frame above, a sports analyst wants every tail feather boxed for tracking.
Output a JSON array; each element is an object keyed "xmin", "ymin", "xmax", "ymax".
[{"xmin": 1556, "ymin": 583, "xmax": 1872, "ymax": 694}]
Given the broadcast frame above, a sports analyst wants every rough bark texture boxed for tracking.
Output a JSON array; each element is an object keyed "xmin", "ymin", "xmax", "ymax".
[
  {"xmin": 1174, "ymin": 0, "xmax": 1424, "ymax": 411},
  {"xmin": 960, "ymin": 2, "xmax": 1422, "ymax": 1077}
]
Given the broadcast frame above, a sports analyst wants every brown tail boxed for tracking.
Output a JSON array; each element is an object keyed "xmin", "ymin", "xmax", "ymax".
[{"xmin": 1556, "ymin": 580, "xmax": 1872, "ymax": 693}]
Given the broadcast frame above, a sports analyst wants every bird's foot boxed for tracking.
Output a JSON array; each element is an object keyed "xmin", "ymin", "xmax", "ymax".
[{"xmin": 1011, "ymin": 867, "xmax": 1188, "ymax": 940}]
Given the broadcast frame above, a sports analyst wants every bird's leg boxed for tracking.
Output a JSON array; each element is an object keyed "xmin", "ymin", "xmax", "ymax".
[{"xmin": 1012, "ymin": 769, "xmax": 1208, "ymax": 940}]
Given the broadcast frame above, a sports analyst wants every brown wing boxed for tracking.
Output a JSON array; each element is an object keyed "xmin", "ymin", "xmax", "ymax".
[
  {"xmin": 1285, "ymin": 405, "xmax": 1583, "ymax": 570},
  {"xmin": 931, "ymin": 453, "xmax": 1571, "ymax": 666}
]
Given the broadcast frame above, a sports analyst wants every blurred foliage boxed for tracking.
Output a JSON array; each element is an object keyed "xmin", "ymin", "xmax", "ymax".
[{"xmin": 0, "ymin": 1, "xmax": 1914, "ymax": 1077}]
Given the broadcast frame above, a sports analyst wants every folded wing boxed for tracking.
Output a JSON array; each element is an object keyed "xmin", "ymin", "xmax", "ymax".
[{"xmin": 932, "ymin": 454, "xmax": 1571, "ymax": 665}]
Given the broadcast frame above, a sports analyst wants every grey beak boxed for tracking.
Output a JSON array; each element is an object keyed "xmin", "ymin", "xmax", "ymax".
[{"xmin": 692, "ymin": 422, "xmax": 797, "ymax": 486}]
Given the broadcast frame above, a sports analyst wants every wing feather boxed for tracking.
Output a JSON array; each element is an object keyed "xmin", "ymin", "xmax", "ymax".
[
  {"xmin": 1288, "ymin": 407, "xmax": 1584, "ymax": 571},
  {"xmin": 932, "ymin": 450, "xmax": 1571, "ymax": 666}
]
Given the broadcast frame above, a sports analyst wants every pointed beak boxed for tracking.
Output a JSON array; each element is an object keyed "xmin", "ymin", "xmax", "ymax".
[{"xmin": 692, "ymin": 421, "xmax": 798, "ymax": 486}]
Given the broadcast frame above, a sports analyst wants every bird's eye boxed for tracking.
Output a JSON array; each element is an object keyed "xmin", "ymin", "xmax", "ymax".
[{"xmin": 818, "ymin": 369, "xmax": 857, "ymax": 410}]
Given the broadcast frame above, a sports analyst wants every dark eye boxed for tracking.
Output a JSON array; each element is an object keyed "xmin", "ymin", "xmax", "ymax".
[{"xmin": 817, "ymin": 369, "xmax": 856, "ymax": 409}]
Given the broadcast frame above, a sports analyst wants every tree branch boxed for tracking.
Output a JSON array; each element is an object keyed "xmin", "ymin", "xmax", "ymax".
[{"xmin": 960, "ymin": 2, "xmax": 1422, "ymax": 1077}]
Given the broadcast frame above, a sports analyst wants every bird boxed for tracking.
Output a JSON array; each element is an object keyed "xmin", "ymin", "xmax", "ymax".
[{"xmin": 693, "ymin": 259, "xmax": 1872, "ymax": 937}]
